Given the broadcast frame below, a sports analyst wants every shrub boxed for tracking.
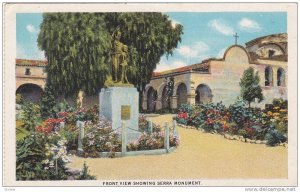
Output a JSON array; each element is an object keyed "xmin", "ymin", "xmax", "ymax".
[
  {"xmin": 59, "ymin": 126, "xmax": 78, "ymax": 151},
  {"xmin": 20, "ymin": 102, "xmax": 42, "ymax": 132},
  {"xmin": 138, "ymin": 114, "xmax": 148, "ymax": 132},
  {"xmin": 77, "ymin": 162, "xmax": 96, "ymax": 180},
  {"xmin": 16, "ymin": 93, "xmax": 24, "ymax": 104},
  {"xmin": 82, "ymin": 117, "xmax": 121, "ymax": 157},
  {"xmin": 194, "ymin": 102, "xmax": 226, "ymax": 132},
  {"xmin": 40, "ymin": 85, "xmax": 56, "ymax": 119},
  {"xmin": 265, "ymin": 129, "xmax": 287, "ymax": 146},
  {"xmin": 228, "ymin": 100, "xmax": 251, "ymax": 128},
  {"xmin": 16, "ymin": 132, "xmax": 70, "ymax": 180},
  {"xmin": 127, "ymin": 132, "xmax": 180, "ymax": 151},
  {"xmin": 226, "ymin": 122, "xmax": 238, "ymax": 135},
  {"xmin": 237, "ymin": 129, "xmax": 247, "ymax": 138}
]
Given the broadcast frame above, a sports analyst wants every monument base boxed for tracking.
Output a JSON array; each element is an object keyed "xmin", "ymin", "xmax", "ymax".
[{"xmin": 99, "ymin": 87, "xmax": 140, "ymax": 141}]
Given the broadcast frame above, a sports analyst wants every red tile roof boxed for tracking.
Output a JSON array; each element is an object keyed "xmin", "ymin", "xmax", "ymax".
[
  {"xmin": 16, "ymin": 59, "xmax": 48, "ymax": 66},
  {"xmin": 152, "ymin": 62, "xmax": 210, "ymax": 77}
]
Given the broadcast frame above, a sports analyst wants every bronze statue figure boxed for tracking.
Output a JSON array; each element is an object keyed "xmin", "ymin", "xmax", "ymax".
[{"xmin": 111, "ymin": 29, "xmax": 129, "ymax": 84}]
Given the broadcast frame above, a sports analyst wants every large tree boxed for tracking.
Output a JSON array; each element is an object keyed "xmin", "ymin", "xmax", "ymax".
[
  {"xmin": 239, "ymin": 67, "xmax": 264, "ymax": 108},
  {"xmin": 38, "ymin": 13, "xmax": 112, "ymax": 97},
  {"xmin": 38, "ymin": 13, "xmax": 183, "ymax": 99}
]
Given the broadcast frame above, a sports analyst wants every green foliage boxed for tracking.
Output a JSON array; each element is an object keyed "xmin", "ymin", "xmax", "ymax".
[
  {"xmin": 176, "ymin": 98, "xmax": 288, "ymax": 146},
  {"xmin": 237, "ymin": 129, "xmax": 247, "ymax": 138},
  {"xmin": 16, "ymin": 93, "xmax": 24, "ymax": 104},
  {"xmin": 228, "ymin": 100, "xmax": 251, "ymax": 128},
  {"xmin": 40, "ymin": 85, "xmax": 56, "ymax": 119},
  {"xmin": 38, "ymin": 13, "xmax": 183, "ymax": 98},
  {"xmin": 20, "ymin": 102, "xmax": 42, "ymax": 132},
  {"xmin": 54, "ymin": 99, "xmax": 75, "ymax": 115},
  {"xmin": 16, "ymin": 133, "xmax": 68, "ymax": 180},
  {"xmin": 16, "ymin": 128, "xmax": 28, "ymax": 141},
  {"xmin": 265, "ymin": 129, "xmax": 287, "ymax": 146},
  {"xmin": 16, "ymin": 120, "xmax": 29, "ymax": 141},
  {"xmin": 38, "ymin": 13, "xmax": 111, "ymax": 96},
  {"xmin": 104, "ymin": 13, "xmax": 183, "ymax": 92},
  {"xmin": 189, "ymin": 102, "xmax": 226, "ymax": 131},
  {"xmin": 59, "ymin": 126, "xmax": 78, "ymax": 151},
  {"xmin": 77, "ymin": 162, "xmax": 96, "ymax": 180},
  {"xmin": 239, "ymin": 67, "xmax": 264, "ymax": 108}
]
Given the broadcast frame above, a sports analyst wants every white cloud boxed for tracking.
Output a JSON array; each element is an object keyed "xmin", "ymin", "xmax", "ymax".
[
  {"xmin": 239, "ymin": 18, "xmax": 261, "ymax": 32},
  {"xmin": 171, "ymin": 19, "xmax": 181, "ymax": 28},
  {"xmin": 177, "ymin": 41, "xmax": 209, "ymax": 58},
  {"xmin": 177, "ymin": 46, "xmax": 198, "ymax": 57},
  {"xmin": 209, "ymin": 19, "xmax": 234, "ymax": 36},
  {"xmin": 26, "ymin": 24, "xmax": 37, "ymax": 33},
  {"xmin": 154, "ymin": 60, "xmax": 187, "ymax": 72}
]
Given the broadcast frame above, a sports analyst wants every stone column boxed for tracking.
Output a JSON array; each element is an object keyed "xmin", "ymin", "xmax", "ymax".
[
  {"xmin": 187, "ymin": 80, "xmax": 196, "ymax": 105},
  {"xmin": 77, "ymin": 121, "xmax": 85, "ymax": 155},
  {"xmin": 273, "ymin": 66, "xmax": 278, "ymax": 87},
  {"xmin": 170, "ymin": 95, "xmax": 178, "ymax": 109},
  {"xmin": 148, "ymin": 121, "xmax": 153, "ymax": 133},
  {"xmin": 142, "ymin": 92, "xmax": 147, "ymax": 111},
  {"xmin": 187, "ymin": 94, "xmax": 196, "ymax": 105},
  {"xmin": 164, "ymin": 122, "xmax": 170, "ymax": 152},
  {"xmin": 173, "ymin": 120, "xmax": 178, "ymax": 136},
  {"xmin": 121, "ymin": 122, "xmax": 127, "ymax": 156},
  {"xmin": 156, "ymin": 97, "xmax": 162, "ymax": 110}
]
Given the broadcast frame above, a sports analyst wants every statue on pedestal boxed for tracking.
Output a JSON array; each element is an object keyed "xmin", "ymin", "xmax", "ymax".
[{"xmin": 105, "ymin": 28, "xmax": 131, "ymax": 87}]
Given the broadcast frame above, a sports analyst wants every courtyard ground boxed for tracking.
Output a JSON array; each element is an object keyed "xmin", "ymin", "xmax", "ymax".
[{"xmin": 67, "ymin": 114, "xmax": 287, "ymax": 179}]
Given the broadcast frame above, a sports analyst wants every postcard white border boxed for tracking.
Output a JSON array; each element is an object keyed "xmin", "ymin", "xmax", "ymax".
[{"xmin": 3, "ymin": 2, "xmax": 298, "ymax": 187}]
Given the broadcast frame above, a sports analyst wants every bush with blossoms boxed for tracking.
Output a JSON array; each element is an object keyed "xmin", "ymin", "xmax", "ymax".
[
  {"xmin": 82, "ymin": 116, "xmax": 121, "ymax": 158},
  {"xmin": 16, "ymin": 103, "xmax": 101, "ymax": 180},
  {"xmin": 176, "ymin": 99, "xmax": 288, "ymax": 146},
  {"xmin": 127, "ymin": 130, "xmax": 180, "ymax": 151},
  {"xmin": 16, "ymin": 130, "xmax": 71, "ymax": 180}
]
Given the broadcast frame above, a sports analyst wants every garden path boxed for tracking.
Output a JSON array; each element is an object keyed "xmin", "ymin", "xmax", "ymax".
[{"xmin": 67, "ymin": 114, "xmax": 287, "ymax": 179}]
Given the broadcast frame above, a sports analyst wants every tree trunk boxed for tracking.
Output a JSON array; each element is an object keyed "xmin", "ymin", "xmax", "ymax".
[{"xmin": 248, "ymin": 101, "xmax": 251, "ymax": 109}]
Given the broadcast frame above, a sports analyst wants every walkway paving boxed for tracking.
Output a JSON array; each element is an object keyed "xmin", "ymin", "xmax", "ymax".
[{"xmin": 67, "ymin": 114, "xmax": 287, "ymax": 179}]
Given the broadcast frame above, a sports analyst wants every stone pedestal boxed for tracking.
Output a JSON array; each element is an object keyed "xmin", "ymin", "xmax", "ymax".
[{"xmin": 99, "ymin": 87, "xmax": 139, "ymax": 131}]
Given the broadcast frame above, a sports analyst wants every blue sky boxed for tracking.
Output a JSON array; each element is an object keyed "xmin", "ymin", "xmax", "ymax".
[{"xmin": 17, "ymin": 12, "xmax": 287, "ymax": 72}]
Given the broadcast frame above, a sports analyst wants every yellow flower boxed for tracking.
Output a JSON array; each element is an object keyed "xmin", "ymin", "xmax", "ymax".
[
  {"xmin": 274, "ymin": 106, "xmax": 280, "ymax": 110},
  {"xmin": 280, "ymin": 109, "xmax": 287, "ymax": 113}
]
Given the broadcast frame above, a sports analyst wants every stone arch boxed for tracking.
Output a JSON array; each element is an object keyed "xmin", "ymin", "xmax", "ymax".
[
  {"xmin": 146, "ymin": 86, "xmax": 157, "ymax": 112},
  {"xmin": 277, "ymin": 67, "xmax": 285, "ymax": 86},
  {"xmin": 157, "ymin": 82, "xmax": 167, "ymax": 98},
  {"xmin": 16, "ymin": 83, "xmax": 43, "ymax": 103},
  {"xmin": 176, "ymin": 83, "xmax": 187, "ymax": 108},
  {"xmin": 265, "ymin": 66, "xmax": 273, "ymax": 86},
  {"xmin": 195, "ymin": 84, "xmax": 213, "ymax": 104},
  {"xmin": 261, "ymin": 43, "xmax": 285, "ymax": 55}
]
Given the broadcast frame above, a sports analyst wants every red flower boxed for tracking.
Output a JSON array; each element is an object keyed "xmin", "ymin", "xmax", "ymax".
[
  {"xmin": 58, "ymin": 111, "xmax": 69, "ymax": 118},
  {"xmin": 222, "ymin": 123, "xmax": 228, "ymax": 131},
  {"xmin": 206, "ymin": 118, "xmax": 213, "ymax": 124}
]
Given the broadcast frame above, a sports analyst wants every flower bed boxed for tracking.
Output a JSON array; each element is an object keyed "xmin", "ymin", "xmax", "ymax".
[
  {"xmin": 176, "ymin": 99, "xmax": 288, "ymax": 146},
  {"xmin": 16, "ymin": 103, "xmax": 100, "ymax": 180},
  {"xmin": 81, "ymin": 115, "xmax": 180, "ymax": 157}
]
